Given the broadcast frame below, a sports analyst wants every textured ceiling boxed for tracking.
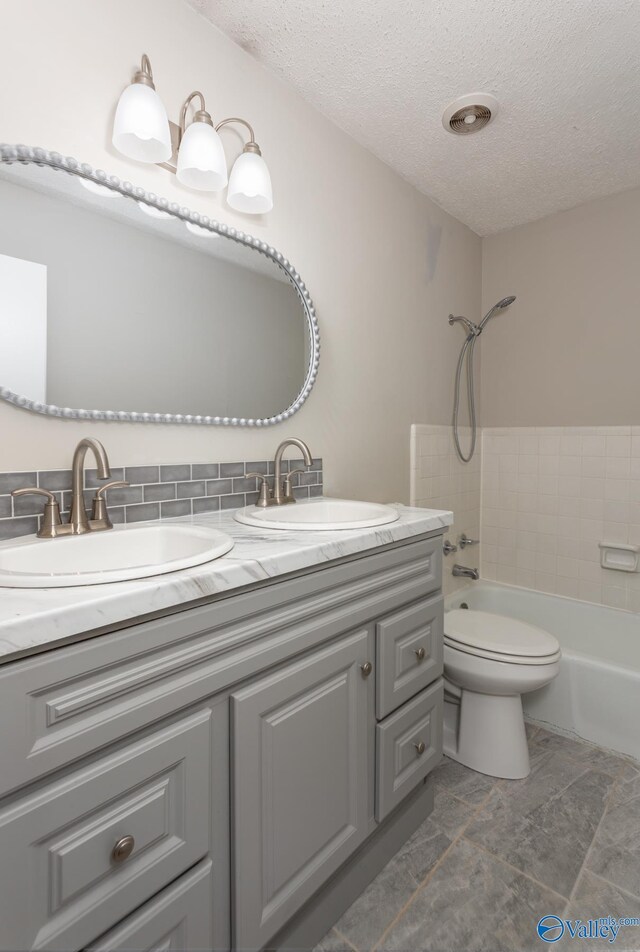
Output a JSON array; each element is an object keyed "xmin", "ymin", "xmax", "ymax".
[{"xmin": 187, "ymin": 0, "xmax": 640, "ymax": 235}]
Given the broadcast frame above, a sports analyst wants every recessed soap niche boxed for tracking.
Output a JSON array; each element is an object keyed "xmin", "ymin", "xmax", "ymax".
[{"xmin": 599, "ymin": 542, "xmax": 640, "ymax": 573}]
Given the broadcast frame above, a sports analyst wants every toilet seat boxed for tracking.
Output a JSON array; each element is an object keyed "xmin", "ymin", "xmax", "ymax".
[{"xmin": 445, "ymin": 609, "xmax": 561, "ymax": 666}]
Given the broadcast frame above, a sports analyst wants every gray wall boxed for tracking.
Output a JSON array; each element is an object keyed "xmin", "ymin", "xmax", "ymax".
[
  {"xmin": 481, "ymin": 186, "xmax": 640, "ymax": 427},
  {"xmin": 0, "ymin": 178, "xmax": 306, "ymax": 418}
]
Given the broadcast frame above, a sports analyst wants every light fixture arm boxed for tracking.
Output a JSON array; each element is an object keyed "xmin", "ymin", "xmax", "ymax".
[
  {"xmin": 179, "ymin": 90, "xmax": 213, "ymax": 135},
  {"xmin": 215, "ymin": 117, "xmax": 261, "ymax": 155},
  {"xmin": 133, "ymin": 53, "xmax": 155, "ymax": 89}
]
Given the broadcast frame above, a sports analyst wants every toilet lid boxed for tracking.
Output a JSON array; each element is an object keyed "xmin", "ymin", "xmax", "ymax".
[{"xmin": 445, "ymin": 609, "xmax": 560, "ymax": 659}]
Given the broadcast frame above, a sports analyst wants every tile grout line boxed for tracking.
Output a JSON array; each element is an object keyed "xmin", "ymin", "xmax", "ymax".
[
  {"xmin": 370, "ymin": 783, "xmax": 499, "ymax": 952},
  {"xmin": 460, "ymin": 835, "xmax": 570, "ymax": 904},
  {"xmin": 584, "ymin": 869, "xmax": 640, "ymax": 907},
  {"xmin": 563, "ymin": 760, "xmax": 629, "ymax": 912},
  {"xmin": 331, "ymin": 926, "xmax": 359, "ymax": 952}
]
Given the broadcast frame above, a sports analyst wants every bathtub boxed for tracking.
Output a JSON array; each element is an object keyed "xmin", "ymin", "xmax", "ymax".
[{"xmin": 445, "ymin": 582, "xmax": 640, "ymax": 762}]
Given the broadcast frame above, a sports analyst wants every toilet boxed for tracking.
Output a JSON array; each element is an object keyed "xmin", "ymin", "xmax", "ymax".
[{"xmin": 443, "ymin": 609, "xmax": 561, "ymax": 779}]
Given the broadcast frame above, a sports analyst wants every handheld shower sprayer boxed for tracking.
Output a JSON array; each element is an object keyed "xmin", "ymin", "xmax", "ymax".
[{"xmin": 450, "ymin": 295, "xmax": 516, "ymax": 462}]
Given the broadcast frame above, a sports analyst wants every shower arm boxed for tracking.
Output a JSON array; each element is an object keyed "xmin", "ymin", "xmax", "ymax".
[{"xmin": 448, "ymin": 314, "xmax": 481, "ymax": 338}]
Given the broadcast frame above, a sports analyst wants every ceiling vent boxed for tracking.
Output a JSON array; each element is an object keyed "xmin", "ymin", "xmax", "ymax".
[{"xmin": 442, "ymin": 93, "xmax": 498, "ymax": 135}]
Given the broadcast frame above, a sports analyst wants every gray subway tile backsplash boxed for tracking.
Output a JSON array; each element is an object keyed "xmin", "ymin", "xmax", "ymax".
[
  {"xmin": 220, "ymin": 462, "xmax": 245, "ymax": 479},
  {"xmin": 143, "ymin": 483, "xmax": 176, "ymax": 502},
  {"xmin": 193, "ymin": 496, "xmax": 221, "ymax": 514},
  {"xmin": 0, "ymin": 516, "xmax": 38, "ymax": 540},
  {"xmin": 125, "ymin": 465, "xmax": 160, "ymax": 485},
  {"xmin": 160, "ymin": 464, "xmax": 191, "ymax": 482},
  {"xmin": 220, "ymin": 493, "xmax": 246, "ymax": 510},
  {"xmin": 192, "ymin": 463, "xmax": 219, "ymax": 480},
  {"xmin": 0, "ymin": 458, "xmax": 323, "ymax": 540},
  {"xmin": 126, "ymin": 502, "xmax": 160, "ymax": 524},
  {"xmin": 176, "ymin": 480, "xmax": 206, "ymax": 499},
  {"xmin": 160, "ymin": 499, "xmax": 191, "ymax": 519},
  {"xmin": 0, "ymin": 472, "xmax": 36, "ymax": 495},
  {"xmin": 206, "ymin": 479, "xmax": 234, "ymax": 496}
]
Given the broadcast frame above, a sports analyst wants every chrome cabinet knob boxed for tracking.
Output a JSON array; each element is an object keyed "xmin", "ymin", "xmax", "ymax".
[
  {"xmin": 414, "ymin": 646, "xmax": 426, "ymax": 662},
  {"xmin": 414, "ymin": 741, "xmax": 426, "ymax": 756},
  {"xmin": 360, "ymin": 661, "xmax": 373, "ymax": 678},
  {"xmin": 111, "ymin": 834, "xmax": 135, "ymax": 863}
]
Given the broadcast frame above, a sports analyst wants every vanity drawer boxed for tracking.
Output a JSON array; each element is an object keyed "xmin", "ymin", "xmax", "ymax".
[
  {"xmin": 0, "ymin": 710, "xmax": 211, "ymax": 952},
  {"xmin": 376, "ymin": 594, "xmax": 443, "ymax": 719},
  {"xmin": 375, "ymin": 680, "xmax": 443, "ymax": 822},
  {"xmin": 85, "ymin": 858, "xmax": 214, "ymax": 952}
]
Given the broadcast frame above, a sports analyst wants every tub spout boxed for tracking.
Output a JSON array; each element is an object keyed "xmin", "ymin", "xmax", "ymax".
[{"xmin": 452, "ymin": 564, "xmax": 479, "ymax": 580}]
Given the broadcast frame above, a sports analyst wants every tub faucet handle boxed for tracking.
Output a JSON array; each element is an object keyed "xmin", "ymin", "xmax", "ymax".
[
  {"xmin": 459, "ymin": 533, "xmax": 479, "ymax": 548},
  {"xmin": 443, "ymin": 539, "xmax": 458, "ymax": 556}
]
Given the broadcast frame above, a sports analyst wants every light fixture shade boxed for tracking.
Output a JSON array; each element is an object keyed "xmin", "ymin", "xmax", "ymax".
[
  {"xmin": 176, "ymin": 122, "xmax": 227, "ymax": 191},
  {"xmin": 227, "ymin": 151, "xmax": 273, "ymax": 214},
  {"xmin": 112, "ymin": 82, "xmax": 172, "ymax": 163}
]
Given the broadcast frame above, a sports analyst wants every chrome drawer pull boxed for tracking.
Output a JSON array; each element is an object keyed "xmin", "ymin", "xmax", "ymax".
[
  {"xmin": 414, "ymin": 647, "xmax": 426, "ymax": 662},
  {"xmin": 414, "ymin": 741, "xmax": 426, "ymax": 756},
  {"xmin": 111, "ymin": 834, "xmax": 135, "ymax": 863},
  {"xmin": 360, "ymin": 661, "xmax": 373, "ymax": 677}
]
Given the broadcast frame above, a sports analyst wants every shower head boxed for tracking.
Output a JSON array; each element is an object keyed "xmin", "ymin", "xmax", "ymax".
[{"xmin": 478, "ymin": 295, "xmax": 516, "ymax": 330}]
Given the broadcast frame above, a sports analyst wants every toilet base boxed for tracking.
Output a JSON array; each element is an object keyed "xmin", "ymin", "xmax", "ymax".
[{"xmin": 443, "ymin": 689, "xmax": 530, "ymax": 780}]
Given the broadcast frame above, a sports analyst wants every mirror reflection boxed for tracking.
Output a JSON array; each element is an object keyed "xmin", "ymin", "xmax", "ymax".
[{"xmin": 0, "ymin": 160, "xmax": 313, "ymax": 422}]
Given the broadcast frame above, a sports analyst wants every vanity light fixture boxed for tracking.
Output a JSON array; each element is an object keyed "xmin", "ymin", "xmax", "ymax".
[
  {"xmin": 112, "ymin": 54, "xmax": 173, "ymax": 163},
  {"xmin": 176, "ymin": 91, "xmax": 227, "ymax": 191},
  {"xmin": 112, "ymin": 55, "xmax": 273, "ymax": 214}
]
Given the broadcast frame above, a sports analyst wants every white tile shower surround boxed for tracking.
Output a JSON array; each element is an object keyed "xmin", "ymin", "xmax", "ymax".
[
  {"xmin": 410, "ymin": 425, "xmax": 481, "ymax": 594},
  {"xmin": 411, "ymin": 424, "xmax": 640, "ymax": 611},
  {"xmin": 483, "ymin": 427, "xmax": 640, "ymax": 612}
]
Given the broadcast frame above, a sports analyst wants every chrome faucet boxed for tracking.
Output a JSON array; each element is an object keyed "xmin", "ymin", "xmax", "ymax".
[
  {"xmin": 11, "ymin": 438, "xmax": 126, "ymax": 539},
  {"xmin": 247, "ymin": 438, "xmax": 313, "ymax": 507},
  {"xmin": 452, "ymin": 564, "xmax": 480, "ymax": 580},
  {"xmin": 69, "ymin": 438, "xmax": 111, "ymax": 534}
]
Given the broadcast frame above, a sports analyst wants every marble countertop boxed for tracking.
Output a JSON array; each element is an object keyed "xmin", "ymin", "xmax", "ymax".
[{"xmin": 0, "ymin": 503, "xmax": 452, "ymax": 665}]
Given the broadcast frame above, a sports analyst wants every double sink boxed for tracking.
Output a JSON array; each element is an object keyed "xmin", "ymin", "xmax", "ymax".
[{"xmin": 0, "ymin": 439, "xmax": 398, "ymax": 588}]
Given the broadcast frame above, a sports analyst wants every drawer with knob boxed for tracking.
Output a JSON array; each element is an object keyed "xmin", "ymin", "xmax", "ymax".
[
  {"xmin": 375, "ymin": 679, "xmax": 443, "ymax": 821},
  {"xmin": 375, "ymin": 594, "xmax": 444, "ymax": 719},
  {"xmin": 85, "ymin": 858, "xmax": 214, "ymax": 952},
  {"xmin": 0, "ymin": 709, "xmax": 211, "ymax": 952}
]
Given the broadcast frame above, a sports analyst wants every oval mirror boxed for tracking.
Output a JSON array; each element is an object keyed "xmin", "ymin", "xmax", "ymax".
[{"xmin": 0, "ymin": 144, "xmax": 319, "ymax": 426}]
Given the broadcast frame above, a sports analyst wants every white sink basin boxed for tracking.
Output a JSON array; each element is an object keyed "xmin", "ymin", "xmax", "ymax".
[
  {"xmin": 0, "ymin": 523, "xmax": 234, "ymax": 588},
  {"xmin": 235, "ymin": 498, "xmax": 400, "ymax": 531}
]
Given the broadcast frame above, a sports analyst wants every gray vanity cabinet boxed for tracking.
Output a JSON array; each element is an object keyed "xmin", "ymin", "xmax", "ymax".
[
  {"xmin": 231, "ymin": 628, "xmax": 374, "ymax": 951},
  {"xmin": 0, "ymin": 531, "xmax": 445, "ymax": 952}
]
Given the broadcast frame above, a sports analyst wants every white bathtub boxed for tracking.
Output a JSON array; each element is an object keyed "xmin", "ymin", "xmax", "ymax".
[{"xmin": 445, "ymin": 582, "xmax": 640, "ymax": 762}]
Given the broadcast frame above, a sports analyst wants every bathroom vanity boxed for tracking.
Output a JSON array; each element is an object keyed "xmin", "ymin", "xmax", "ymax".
[{"xmin": 0, "ymin": 506, "xmax": 449, "ymax": 952}]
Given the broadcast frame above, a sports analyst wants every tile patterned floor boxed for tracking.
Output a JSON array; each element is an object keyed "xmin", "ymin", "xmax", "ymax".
[{"xmin": 316, "ymin": 726, "xmax": 640, "ymax": 952}]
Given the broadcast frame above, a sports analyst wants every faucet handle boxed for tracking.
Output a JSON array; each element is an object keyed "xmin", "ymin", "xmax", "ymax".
[
  {"xmin": 11, "ymin": 488, "xmax": 63, "ymax": 539},
  {"xmin": 90, "ymin": 480, "xmax": 129, "ymax": 529},
  {"xmin": 458, "ymin": 533, "xmax": 479, "ymax": 548},
  {"xmin": 247, "ymin": 473, "xmax": 272, "ymax": 508},
  {"xmin": 283, "ymin": 469, "xmax": 305, "ymax": 502},
  {"xmin": 93, "ymin": 480, "xmax": 129, "ymax": 499}
]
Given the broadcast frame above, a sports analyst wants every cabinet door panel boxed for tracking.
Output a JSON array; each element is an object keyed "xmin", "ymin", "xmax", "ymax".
[{"xmin": 232, "ymin": 630, "xmax": 373, "ymax": 950}]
